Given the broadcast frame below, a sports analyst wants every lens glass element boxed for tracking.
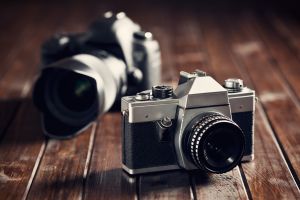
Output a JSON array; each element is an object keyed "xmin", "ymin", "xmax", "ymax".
[
  {"xmin": 57, "ymin": 71, "xmax": 97, "ymax": 112},
  {"xmin": 184, "ymin": 113, "xmax": 245, "ymax": 173},
  {"xmin": 203, "ymin": 125, "xmax": 244, "ymax": 170}
]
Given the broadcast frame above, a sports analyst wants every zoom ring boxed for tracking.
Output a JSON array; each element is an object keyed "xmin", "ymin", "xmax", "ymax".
[{"xmin": 188, "ymin": 113, "xmax": 238, "ymax": 169}]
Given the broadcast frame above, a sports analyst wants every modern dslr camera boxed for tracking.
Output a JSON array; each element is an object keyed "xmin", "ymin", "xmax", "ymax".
[
  {"xmin": 33, "ymin": 12, "xmax": 161, "ymax": 138},
  {"xmin": 121, "ymin": 70, "xmax": 255, "ymax": 175}
]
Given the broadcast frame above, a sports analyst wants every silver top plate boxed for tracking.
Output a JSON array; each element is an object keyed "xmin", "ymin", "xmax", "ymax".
[{"xmin": 174, "ymin": 76, "xmax": 229, "ymax": 108}]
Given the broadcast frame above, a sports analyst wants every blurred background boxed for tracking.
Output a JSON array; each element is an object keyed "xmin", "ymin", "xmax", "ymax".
[
  {"xmin": 0, "ymin": 0, "xmax": 300, "ymax": 199},
  {"xmin": 1, "ymin": 0, "xmax": 299, "ymax": 91}
]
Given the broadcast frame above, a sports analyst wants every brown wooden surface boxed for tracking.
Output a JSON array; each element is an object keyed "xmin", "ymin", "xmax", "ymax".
[{"xmin": 0, "ymin": 1, "xmax": 300, "ymax": 200}]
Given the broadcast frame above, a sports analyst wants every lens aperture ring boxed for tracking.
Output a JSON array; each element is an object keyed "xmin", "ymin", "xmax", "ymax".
[
  {"xmin": 194, "ymin": 119, "xmax": 239, "ymax": 169},
  {"xmin": 189, "ymin": 114, "xmax": 231, "ymax": 169}
]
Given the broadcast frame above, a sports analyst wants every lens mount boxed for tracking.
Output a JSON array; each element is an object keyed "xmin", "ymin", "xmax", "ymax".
[{"xmin": 184, "ymin": 112, "xmax": 245, "ymax": 173}]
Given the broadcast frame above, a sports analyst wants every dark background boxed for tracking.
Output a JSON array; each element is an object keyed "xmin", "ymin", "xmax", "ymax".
[{"xmin": 0, "ymin": 0, "xmax": 300, "ymax": 200}]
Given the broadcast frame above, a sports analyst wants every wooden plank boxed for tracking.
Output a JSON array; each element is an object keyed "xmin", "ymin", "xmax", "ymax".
[
  {"xmin": 0, "ymin": 3, "xmax": 69, "ymax": 200},
  {"xmin": 225, "ymin": 13, "xmax": 300, "ymax": 184},
  {"xmin": 0, "ymin": 5, "xmax": 42, "ymax": 81},
  {"xmin": 252, "ymin": 14, "xmax": 300, "ymax": 102},
  {"xmin": 267, "ymin": 13, "xmax": 300, "ymax": 62},
  {"xmin": 173, "ymin": 12, "xmax": 213, "ymax": 75},
  {"xmin": 192, "ymin": 167, "xmax": 248, "ymax": 199},
  {"xmin": 0, "ymin": 5, "xmax": 41, "ymax": 138},
  {"xmin": 130, "ymin": 9, "xmax": 193, "ymax": 200},
  {"xmin": 139, "ymin": 171, "xmax": 192, "ymax": 200},
  {"xmin": 0, "ymin": 5, "xmax": 50, "ymax": 198},
  {"xmin": 200, "ymin": 12, "xmax": 300, "ymax": 198},
  {"xmin": 26, "ymin": 2, "xmax": 106, "ymax": 200},
  {"xmin": 139, "ymin": 7, "xmax": 178, "ymax": 84},
  {"xmin": 84, "ymin": 113, "xmax": 136, "ymax": 200},
  {"xmin": 172, "ymin": 12, "xmax": 249, "ymax": 199},
  {"xmin": 242, "ymin": 104, "xmax": 300, "ymax": 199},
  {"xmin": 26, "ymin": 125, "xmax": 96, "ymax": 200},
  {"xmin": 0, "ymin": 101, "xmax": 44, "ymax": 200}
]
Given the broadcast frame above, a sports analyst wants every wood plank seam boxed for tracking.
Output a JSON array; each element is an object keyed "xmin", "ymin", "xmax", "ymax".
[
  {"xmin": 225, "ymin": 33, "xmax": 300, "ymax": 189},
  {"xmin": 245, "ymin": 15, "xmax": 300, "ymax": 187},
  {"xmin": 267, "ymin": 58, "xmax": 300, "ymax": 108},
  {"xmin": 217, "ymin": 13, "xmax": 300, "ymax": 190},
  {"xmin": 194, "ymin": 15, "xmax": 251, "ymax": 199},
  {"xmin": 22, "ymin": 142, "xmax": 47, "ymax": 200},
  {"xmin": 82, "ymin": 123, "xmax": 97, "ymax": 200},
  {"xmin": 224, "ymin": 40, "xmax": 300, "ymax": 198},
  {"xmin": 231, "ymin": 36, "xmax": 300, "ymax": 191},
  {"xmin": 196, "ymin": 12, "xmax": 300, "ymax": 198},
  {"xmin": 237, "ymin": 166, "xmax": 253, "ymax": 200},
  {"xmin": 257, "ymin": 102, "xmax": 300, "ymax": 188},
  {"xmin": 257, "ymin": 14, "xmax": 300, "ymax": 108},
  {"xmin": 254, "ymin": 14, "xmax": 300, "ymax": 105},
  {"xmin": 188, "ymin": 173, "xmax": 197, "ymax": 200},
  {"xmin": 264, "ymin": 14, "xmax": 300, "ymax": 58},
  {"xmin": 268, "ymin": 13, "xmax": 300, "ymax": 60}
]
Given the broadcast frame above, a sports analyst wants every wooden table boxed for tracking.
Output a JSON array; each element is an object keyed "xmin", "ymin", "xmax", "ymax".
[{"xmin": 0, "ymin": 1, "xmax": 299, "ymax": 199}]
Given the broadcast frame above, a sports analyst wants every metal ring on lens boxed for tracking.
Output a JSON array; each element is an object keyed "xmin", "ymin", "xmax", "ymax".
[{"xmin": 184, "ymin": 112, "xmax": 245, "ymax": 173}]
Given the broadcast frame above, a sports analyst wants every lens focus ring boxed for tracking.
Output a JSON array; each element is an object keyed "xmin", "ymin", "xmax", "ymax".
[
  {"xmin": 189, "ymin": 114, "xmax": 229, "ymax": 168},
  {"xmin": 185, "ymin": 113, "xmax": 245, "ymax": 173}
]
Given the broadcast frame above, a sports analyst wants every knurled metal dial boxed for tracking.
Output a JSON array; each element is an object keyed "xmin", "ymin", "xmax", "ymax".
[{"xmin": 152, "ymin": 85, "xmax": 173, "ymax": 99}]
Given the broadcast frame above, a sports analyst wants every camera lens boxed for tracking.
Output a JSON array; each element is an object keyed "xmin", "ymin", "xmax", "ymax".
[
  {"xmin": 42, "ymin": 68, "xmax": 99, "ymax": 128},
  {"xmin": 56, "ymin": 71, "xmax": 96, "ymax": 112},
  {"xmin": 33, "ymin": 53, "xmax": 128, "ymax": 138},
  {"xmin": 183, "ymin": 113, "xmax": 245, "ymax": 173}
]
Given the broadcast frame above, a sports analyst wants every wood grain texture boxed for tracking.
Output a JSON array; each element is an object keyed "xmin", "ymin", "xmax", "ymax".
[
  {"xmin": 198, "ymin": 12, "xmax": 300, "ymax": 198},
  {"xmin": 0, "ymin": 4, "xmax": 27, "ymax": 79},
  {"xmin": 0, "ymin": 4, "xmax": 52, "ymax": 200},
  {"xmin": 268, "ymin": 14, "xmax": 300, "ymax": 59},
  {"xmin": 175, "ymin": 13, "xmax": 250, "ymax": 199},
  {"xmin": 0, "ymin": 5, "xmax": 40, "ymax": 138},
  {"xmin": 125, "ymin": 9, "xmax": 194, "ymax": 200},
  {"xmin": 192, "ymin": 167, "xmax": 248, "ymax": 200},
  {"xmin": 253, "ymin": 14, "xmax": 300, "ymax": 102},
  {"xmin": 26, "ymin": 125, "xmax": 96, "ymax": 200},
  {"xmin": 156, "ymin": 11, "xmax": 250, "ymax": 199},
  {"xmin": 226, "ymin": 13, "xmax": 300, "ymax": 183},
  {"xmin": 0, "ymin": 3, "xmax": 70, "ymax": 200},
  {"xmin": 26, "ymin": 2, "xmax": 109, "ymax": 200},
  {"xmin": 242, "ymin": 104, "xmax": 300, "ymax": 199},
  {"xmin": 139, "ymin": 171, "xmax": 192, "ymax": 200},
  {"xmin": 0, "ymin": 2, "xmax": 300, "ymax": 200},
  {"xmin": 84, "ymin": 113, "xmax": 136, "ymax": 200},
  {"xmin": 0, "ymin": 101, "xmax": 44, "ymax": 200}
]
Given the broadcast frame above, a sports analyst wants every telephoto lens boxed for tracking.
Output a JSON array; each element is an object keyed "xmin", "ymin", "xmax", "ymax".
[
  {"xmin": 183, "ymin": 112, "xmax": 245, "ymax": 173},
  {"xmin": 33, "ymin": 12, "xmax": 161, "ymax": 138}
]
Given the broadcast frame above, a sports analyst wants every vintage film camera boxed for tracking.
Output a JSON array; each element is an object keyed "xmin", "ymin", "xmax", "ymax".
[
  {"xmin": 33, "ymin": 11, "xmax": 161, "ymax": 138},
  {"xmin": 121, "ymin": 70, "xmax": 255, "ymax": 174}
]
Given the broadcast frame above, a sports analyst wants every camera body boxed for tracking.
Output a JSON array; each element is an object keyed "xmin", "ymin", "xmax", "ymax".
[
  {"xmin": 121, "ymin": 70, "xmax": 255, "ymax": 175},
  {"xmin": 33, "ymin": 12, "xmax": 161, "ymax": 138}
]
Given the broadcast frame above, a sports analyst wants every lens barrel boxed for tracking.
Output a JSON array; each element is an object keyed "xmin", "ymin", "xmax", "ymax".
[
  {"xmin": 184, "ymin": 113, "xmax": 245, "ymax": 173},
  {"xmin": 33, "ymin": 53, "xmax": 127, "ymax": 138}
]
